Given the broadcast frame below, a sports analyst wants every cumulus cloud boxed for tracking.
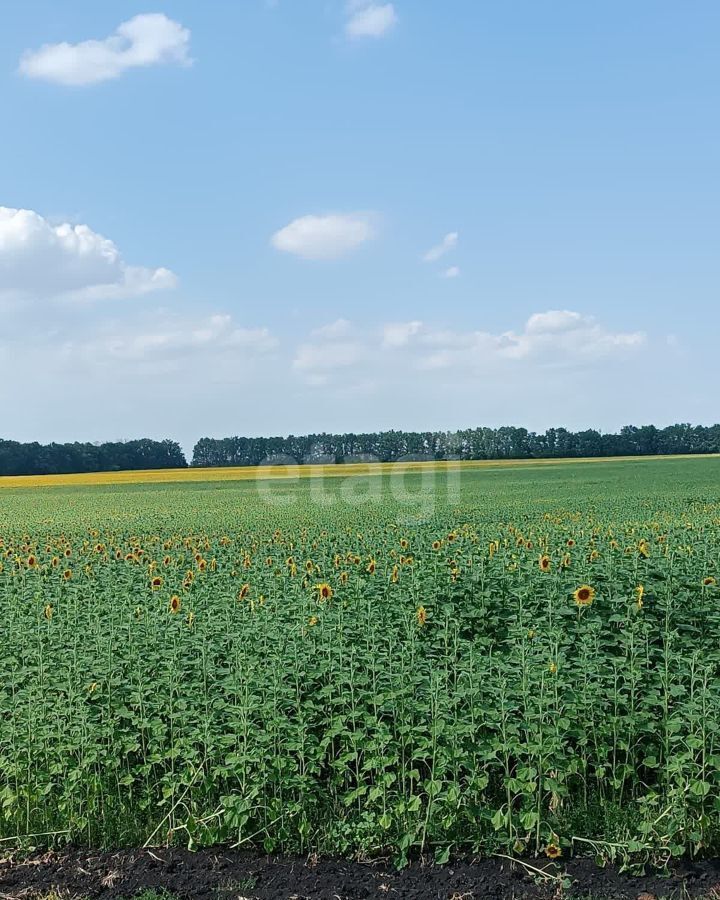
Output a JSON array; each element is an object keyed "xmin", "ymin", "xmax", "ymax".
[
  {"xmin": 271, "ymin": 213, "xmax": 375, "ymax": 260},
  {"xmin": 382, "ymin": 321, "xmax": 422, "ymax": 348},
  {"xmin": 79, "ymin": 314, "xmax": 277, "ymax": 364},
  {"xmin": 416, "ymin": 310, "xmax": 645, "ymax": 369},
  {"xmin": 293, "ymin": 320, "xmax": 366, "ymax": 386},
  {"xmin": 0, "ymin": 307, "xmax": 658, "ymax": 449},
  {"xmin": 345, "ymin": 3, "xmax": 398, "ymax": 38},
  {"xmin": 19, "ymin": 13, "xmax": 191, "ymax": 86},
  {"xmin": 294, "ymin": 310, "xmax": 646, "ymax": 385},
  {"xmin": 0, "ymin": 207, "xmax": 177, "ymax": 301},
  {"xmin": 52, "ymin": 311, "xmax": 277, "ymax": 393},
  {"xmin": 423, "ymin": 231, "xmax": 458, "ymax": 263}
]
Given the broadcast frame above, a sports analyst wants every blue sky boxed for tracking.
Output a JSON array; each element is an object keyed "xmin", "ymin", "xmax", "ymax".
[{"xmin": 1, "ymin": 1, "xmax": 718, "ymax": 452}]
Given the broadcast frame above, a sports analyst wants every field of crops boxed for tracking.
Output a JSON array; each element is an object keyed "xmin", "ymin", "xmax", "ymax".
[{"xmin": 1, "ymin": 456, "xmax": 720, "ymax": 866}]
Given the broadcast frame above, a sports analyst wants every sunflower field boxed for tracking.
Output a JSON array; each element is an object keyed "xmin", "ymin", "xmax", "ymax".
[{"xmin": 1, "ymin": 457, "xmax": 720, "ymax": 865}]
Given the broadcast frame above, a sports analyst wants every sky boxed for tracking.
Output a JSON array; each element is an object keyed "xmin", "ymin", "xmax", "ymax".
[{"xmin": 1, "ymin": 1, "xmax": 719, "ymax": 455}]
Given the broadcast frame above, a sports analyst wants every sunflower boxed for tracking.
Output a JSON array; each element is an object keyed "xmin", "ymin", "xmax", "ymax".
[
  {"xmin": 400, "ymin": 538, "xmax": 409, "ymax": 550},
  {"xmin": 308, "ymin": 615, "xmax": 318, "ymax": 627},
  {"xmin": 432, "ymin": 540, "xmax": 442, "ymax": 551},
  {"xmin": 170, "ymin": 595, "xmax": 181, "ymax": 614},
  {"xmin": 339, "ymin": 571, "xmax": 349, "ymax": 585},
  {"xmin": 43, "ymin": 603, "xmax": 53, "ymax": 620},
  {"xmin": 163, "ymin": 555, "xmax": 171, "ymax": 566},
  {"xmin": 27, "ymin": 554, "xmax": 38, "ymax": 569},
  {"xmin": 545, "ymin": 842, "xmax": 562, "ymax": 859},
  {"xmin": 548, "ymin": 661, "xmax": 558, "ymax": 674},
  {"xmin": 316, "ymin": 582, "xmax": 333, "ymax": 601},
  {"xmin": 390, "ymin": 565, "xmax": 399, "ymax": 584},
  {"xmin": 367, "ymin": 559, "xmax": 376, "ymax": 575},
  {"xmin": 416, "ymin": 605, "xmax": 427, "ymax": 626},
  {"xmin": 566, "ymin": 539, "xmax": 575, "ymax": 548},
  {"xmin": 238, "ymin": 583, "xmax": 250, "ymax": 600},
  {"xmin": 151, "ymin": 576, "xmax": 163, "ymax": 591},
  {"xmin": 63, "ymin": 568, "xmax": 72, "ymax": 581},
  {"xmin": 573, "ymin": 585, "xmax": 595, "ymax": 607},
  {"xmin": 703, "ymin": 576, "xmax": 717, "ymax": 587},
  {"xmin": 539, "ymin": 555, "xmax": 551, "ymax": 572}
]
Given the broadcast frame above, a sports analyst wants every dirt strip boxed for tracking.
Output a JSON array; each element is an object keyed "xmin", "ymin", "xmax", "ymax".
[{"xmin": 2, "ymin": 848, "xmax": 720, "ymax": 899}]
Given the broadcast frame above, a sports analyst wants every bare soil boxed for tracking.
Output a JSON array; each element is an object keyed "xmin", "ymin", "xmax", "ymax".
[{"xmin": 2, "ymin": 848, "xmax": 720, "ymax": 900}]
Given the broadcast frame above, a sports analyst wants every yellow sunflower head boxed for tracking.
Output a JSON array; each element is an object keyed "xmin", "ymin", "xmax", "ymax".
[
  {"xmin": 545, "ymin": 842, "xmax": 562, "ymax": 859},
  {"xmin": 573, "ymin": 585, "xmax": 596, "ymax": 607},
  {"xmin": 316, "ymin": 582, "xmax": 333, "ymax": 601}
]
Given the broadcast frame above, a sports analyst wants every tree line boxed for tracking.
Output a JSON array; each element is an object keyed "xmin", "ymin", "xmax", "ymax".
[
  {"xmin": 0, "ymin": 439, "xmax": 187, "ymax": 476},
  {"xmin": 1, "ymin": 425, "xmax": 718, "ymax": 476},
  {"xmin": 191, "ymin": 423, "xmax": 720, "ymax": 467}
]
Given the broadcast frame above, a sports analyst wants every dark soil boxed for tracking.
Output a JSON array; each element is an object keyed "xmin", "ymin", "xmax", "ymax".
[{"xmin": 2, "ymin": 847, "xmax": 720, "ymax": 900}]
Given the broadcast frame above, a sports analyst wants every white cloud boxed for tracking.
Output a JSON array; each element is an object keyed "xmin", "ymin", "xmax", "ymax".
[
  {"xmin": 0, "ymin": 207, "xmax": 177, "ymax": 301},
  {"xmin": 293, "ymin": 319, "xmax": 367, "ymax": 386},
  {"xmin": 345, "ymin": 3, "xmax": 398, "ymax": 39},
  {"xmin": 55, "ymin": 311, "xmax": 277, "ymax": 388},
  {"xmin": 415, "ymin": 310, "xmax": 645, "ymax": 369},
  {"xmin": 423, "ymin": 231, "xmax": 458, "ymax": 262},
  {"xmin": 442, "ymin": 266, "xmax": 460, "ymax": 279},
  {"xmin": 0, "ymin": 306, "xmax": 662, "ymax": 450},
  {"xmin": 382, "ymin": 320, "xmax": 422, "ymax": 347},
  {"xmin": 294, "ymin": 310, "xmax": 646, "ymax": 385},
  {"xmin": 19, "ymin": 13, "xmax": 191, "ymax": 86},
  {"xmin": 83, "ymin": 314, "xmax": 277, "ymax": 363},
  {"xmin": 271, "ymin": 213, "xmax": 375, "ymax": 260},
  {"xmin": 312, "ymin": 318, "xmax": 355, "ymax": 339}
]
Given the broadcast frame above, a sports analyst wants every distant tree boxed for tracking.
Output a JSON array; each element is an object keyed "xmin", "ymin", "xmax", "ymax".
[
  {"xmin": 0, "ymin": 438, "xmax": 187, "ymax": 476},
  {"xmin": 190, "ymin": 424, "xmax": 720, "ymax": 468}
]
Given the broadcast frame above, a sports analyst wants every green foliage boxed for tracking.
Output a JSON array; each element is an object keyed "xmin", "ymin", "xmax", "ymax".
[
  {"xmin": 1, "ymin": 457, "xmax": 720, "ymax": 863},
  {"xmin": 191, "ymin": 422, "xmax": 720, "ymax": 466}
]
